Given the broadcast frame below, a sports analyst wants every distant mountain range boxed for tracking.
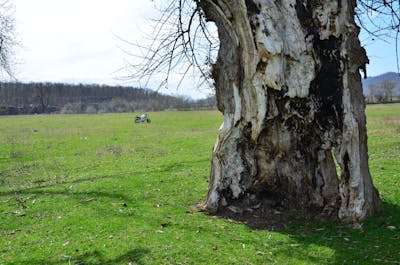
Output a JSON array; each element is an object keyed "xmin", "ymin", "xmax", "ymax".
[{"xmin": 362, "ymin": 72, "xmax": 400, "ymax": 96}]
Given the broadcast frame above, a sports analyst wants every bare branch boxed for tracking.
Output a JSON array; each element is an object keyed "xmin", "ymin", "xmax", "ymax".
[
  {"xmin": 122, "ymin": 0, "xmax": 218, "ymax": 91},
  {"xmin": 125, "ymin": 0, "xmax": 399, "ymax": 90},
  {"xmin": 0, "ymin": 0, "xmax": 16, "ymax": 78},
  {"xmin": 356, "ymin": 0, "xmax": 400, "ymax": 72}
]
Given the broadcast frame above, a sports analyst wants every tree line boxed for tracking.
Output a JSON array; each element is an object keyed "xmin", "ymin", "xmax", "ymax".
[
  {"xmin": 0, "ymin": 81, "xmax": 216, "ymax": 115},
  {"xmin": 367, "ymin": 80, "xmax": 399, "ymax": 103}
]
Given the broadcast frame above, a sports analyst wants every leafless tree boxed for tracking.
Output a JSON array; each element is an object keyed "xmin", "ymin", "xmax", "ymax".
[
  {"xmin": 369, "ymin": 80, "xmax": 397, "ymax": 102},
  {"xmin": 380, "ymin": 79, "xmax": 396, "ymax": 101},
  {"xmin": 369, "ymin": 83, "xmax": 384, "ymax": 102},
  {"xmin": 127, "ymin": 0, "xmax": 400, "ymax": 222},
  {"xmin": 0, "ymin": 0, "xmax": 16, "ymax": 77},
  {"xmin": 129, "ymin": 0, "xmax": 399, "ymax": 89}
]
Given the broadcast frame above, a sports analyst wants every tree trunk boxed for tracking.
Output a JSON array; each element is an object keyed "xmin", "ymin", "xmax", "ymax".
[{"xmin": 199, "ymin": 0, "xmax": 380, "ymax": 222}]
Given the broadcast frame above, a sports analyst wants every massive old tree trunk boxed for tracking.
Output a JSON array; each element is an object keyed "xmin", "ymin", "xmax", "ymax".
[{"xmin": 199, "ymin": 0, "xmax": 380, "ymax": 222}]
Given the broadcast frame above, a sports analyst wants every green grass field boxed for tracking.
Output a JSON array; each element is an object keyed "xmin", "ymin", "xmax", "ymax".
[{"xmin": 0, "ymin": 105, "xmax": 399, "ymax": 264}]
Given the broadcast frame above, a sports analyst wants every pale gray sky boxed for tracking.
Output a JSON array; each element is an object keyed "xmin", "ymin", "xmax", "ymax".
[{"xmin": 12, "ymin": 0, "xmax": 399, "ymax": 99}]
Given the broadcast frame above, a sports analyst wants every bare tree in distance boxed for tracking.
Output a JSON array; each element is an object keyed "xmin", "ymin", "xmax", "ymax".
[
  {"xmin": 368, "ymin": 83, "xmax": 384, "ymax": 102},
  {"xmin": 368, "ymin": 80, "xmax": 397, "ymax": 102},
  {"xmin": 128, "ymin": 0, "xmax": 400, "ymax": 223},
  {"xmin": 0, "ymin": 0, "xmax": 16, "ymax": 77},
  {"xmin": 380, "ymin": 79, "xmax": 396, "ymax": 101}
]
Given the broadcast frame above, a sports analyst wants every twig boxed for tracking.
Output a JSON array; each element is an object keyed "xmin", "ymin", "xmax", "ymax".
[{"xmin": 79, "ymin": 198, "xmax": 96, "ymax": 203}]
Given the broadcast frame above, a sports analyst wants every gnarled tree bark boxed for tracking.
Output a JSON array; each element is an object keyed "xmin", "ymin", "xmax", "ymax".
[{"xmin": 199, "ymin": 0, "xmax": 381, "ymax": 222}]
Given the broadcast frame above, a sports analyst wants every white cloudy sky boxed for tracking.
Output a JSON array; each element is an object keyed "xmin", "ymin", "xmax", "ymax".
[
  {"xmin": 14, "ymin": 0, "xmax": 144, "ymax": 84},
  {"xmin": 11, "ymin": 0, "xmax": 399, "ymax": 99}
]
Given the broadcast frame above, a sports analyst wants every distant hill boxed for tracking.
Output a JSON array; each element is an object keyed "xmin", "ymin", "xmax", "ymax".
[{"xmin": 362, "ymin": 72, "xmax": 400, "ymax": 96}]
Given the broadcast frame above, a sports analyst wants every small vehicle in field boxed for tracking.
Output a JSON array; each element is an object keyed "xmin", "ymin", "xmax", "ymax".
[{"xmin": 135, "ymin": 113, "xmax": 151, "ymax": 123}]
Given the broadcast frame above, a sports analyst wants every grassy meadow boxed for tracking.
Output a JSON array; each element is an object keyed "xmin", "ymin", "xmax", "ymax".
[{"xmin": 0, "ymin": 105, "xmax": 399, "ymax": 264}]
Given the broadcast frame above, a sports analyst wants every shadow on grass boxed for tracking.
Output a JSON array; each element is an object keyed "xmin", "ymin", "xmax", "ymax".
[
  {"xmin": 0, "ymin": 160, "xmax": 206, "ymax": 203},
  {"xmin": 0, "ymin": 173, "xmax": 127, "ymax": 194},
  {"xmin": 11, "ymin": 248, "xmax": 150, "ymax": 265},
  {"xmin": 0, "ymin": 158, "xmax": 209, "ymax": 196},
  {"xmin": 0, "ymin": 189, "xmax": 135, "ymax": 205},
  {"xmin": 214, "ymin": 201, "xmax": 400, "ymax": 264}
]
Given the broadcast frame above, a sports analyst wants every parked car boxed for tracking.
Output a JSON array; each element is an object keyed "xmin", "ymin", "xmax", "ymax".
[{"xmin": 135, "ymin": 113, "xmax": 151, "ymax": 123}]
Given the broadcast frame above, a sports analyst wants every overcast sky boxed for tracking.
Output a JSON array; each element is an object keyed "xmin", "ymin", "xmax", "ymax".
[
  {"xmin": 12, "ymin": 0, "xmax": 399, "ymax": 99},
  {"xmin": 14, "ymin": 0, "xmax": 145, "ymax": 84}
]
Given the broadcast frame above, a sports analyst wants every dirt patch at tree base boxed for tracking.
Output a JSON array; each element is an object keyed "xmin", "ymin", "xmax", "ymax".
[{"xmin": 199, "ymin": 201, "xmax": 339, "ymax": 231}]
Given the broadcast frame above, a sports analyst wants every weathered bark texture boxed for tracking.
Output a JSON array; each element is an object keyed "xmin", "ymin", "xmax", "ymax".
[{"xmin": 199, "ymin": 0, "xmax": 381, "ymax": 221}]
